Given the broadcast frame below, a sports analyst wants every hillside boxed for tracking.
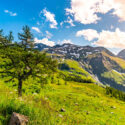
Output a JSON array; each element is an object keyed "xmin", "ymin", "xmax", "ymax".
[
  {"xmin": 47, "ymin": 44, "xmax": 125, "ymax": 91},
  {"xmin": 1, "ymin": 79, "xmax": 125, "ymax": 125},
  {"xmin": 0, "ymin": 48, "xmax": 125, "ymax": 124},
  {"xmin": 118, "ymin": 49, "xmax": 125, "ymax": 59}
]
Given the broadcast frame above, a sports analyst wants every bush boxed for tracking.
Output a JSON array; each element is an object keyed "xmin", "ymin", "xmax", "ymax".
[
  {"xmin": 65, "ymin": 74, "xmax": 94, "ymax": 83},
  {"xmin": 106, "ymin": 86, "xmax": 125, "ymax": 101},
  {"xmin": 58, "ymin": 63, "xmax": 70, "ymax": 70}
]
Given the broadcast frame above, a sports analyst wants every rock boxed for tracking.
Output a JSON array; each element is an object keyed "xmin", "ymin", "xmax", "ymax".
[
  {"xmin": 86, "ymin": 111, "xmax": 90, "ymax": 115},
  {"xmin": 9, "ymin": 112, "xmax": 28, "ymax": 125},
  {"xmin": 75, "ymin": 103, "xmax": 79, "ymax": 106},
  {"xmin": 45, "ymin": 97, "xmax": 48, "ymax": 100},
  {"xmin": 111, "ymin": 106, "xmax": 116, "ymax": 109},
  {"xmin": 58, "ymin": 114, "xmax": 63, "ymax": 118},
  {"xmin": 60, "ymin": 108, "xmax": 66, "ymax": 112},
  {"xmin": 119, "ymin": 117, "xmax": 122, "ymax": 120},
  {"xmin": 33, "ymin": 93, "xmax": 38, "ymax": 95},
  {"xmin": 84, "ymin": 111, "xmax": 90, "ymax": 115}
]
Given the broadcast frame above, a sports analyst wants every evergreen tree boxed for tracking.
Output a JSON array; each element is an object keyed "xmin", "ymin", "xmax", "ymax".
[
  {"xmin": 0, "ymin": 26, "xmax": 57, "ymax": 96},
  {"xmin": 18, "ymin": 25, "xmax": 34, "ymax": 49}
]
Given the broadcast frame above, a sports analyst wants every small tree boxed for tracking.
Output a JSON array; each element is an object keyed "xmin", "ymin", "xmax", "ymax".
[
  {"xmin": 18, "ymin": 25, "xmax": 34, "ymax": 49},
  {"xmin": 0, "ymin": 26, "xmax": 57, "ymax": 96}
]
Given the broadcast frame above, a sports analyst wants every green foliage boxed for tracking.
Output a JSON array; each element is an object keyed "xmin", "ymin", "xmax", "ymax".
[
  {"xmin": 18, "ymin": 25, "xmax": 34, "ymax": 49},
  {"xmin": 0, "ymin": 26, "xmax": 58, "ymax": 96},
  {"xmin": 58, "ymin": 63, "xmax": 70, "ymax": 70},
  {"xmin": 106, "ymin": 86, "xmax": 125, "ymax": 101},
  {"xmin": 63, "ymin": 73, "xmax": 94, "ymax": 83}
]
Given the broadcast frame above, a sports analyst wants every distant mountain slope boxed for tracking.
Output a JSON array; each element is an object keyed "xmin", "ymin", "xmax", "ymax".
[
  {"xmin": 117, "ymin": 49, "xmax": 125, "ymax": 59},
  {"xmin": 48, "ymin": 44, "xmax": 115, "ymax": 61},
  {"xmin": 47, "ymin": 44, "xmax": 125, "ymax": 91}
]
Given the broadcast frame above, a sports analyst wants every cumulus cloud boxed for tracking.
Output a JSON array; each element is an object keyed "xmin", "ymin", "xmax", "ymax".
[
  {"xmin": 32, "ymin": 27, "xmax": 41, "ymax": 33},
  {"xmin": 66, "ymin": 0, "xmax": 125, "ymax": 24},
  {"xmin": 42, "ymin": 8, "xmax": 58, "ymax": 29},
  {"xmin": 94, "ymin": 28, "xmax": 125, "ymax": 48},
  {"xmin": 62, "ymin": 39, "xmax": 73, "ymax": 44},
  {"xmin": 4, "ymin": 10, "xmax": 17, "ymax": 16},
  {"xmin": 34, "ymin": 38, "xmax": 55, "ymax": 47},
  {"xmin": 76, "ymin": 28, "xmax": 125, "ymax": 48},
  {"xmin": 76, "ymin": 29, "xmax": 99, "ymax": 41},
  {"xmin": 113, "ymin": 0, "xmax": 125, "ymax": 22}
]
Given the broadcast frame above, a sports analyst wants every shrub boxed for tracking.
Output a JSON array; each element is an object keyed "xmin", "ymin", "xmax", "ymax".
[{"xmin": 106, "ymin": 86, "xmax": 125, "ymax": 101}]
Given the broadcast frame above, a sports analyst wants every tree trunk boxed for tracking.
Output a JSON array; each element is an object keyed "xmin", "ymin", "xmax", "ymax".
[{"xmin": 18, "ymin": 79, "xmax": 22, "ymax": 97}]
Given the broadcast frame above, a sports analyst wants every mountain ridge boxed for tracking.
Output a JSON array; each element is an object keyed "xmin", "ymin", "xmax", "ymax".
[
  {"xmin": 117, "ymin": 49, "xmax": 125, "ymax": 59},
  {"xmin": 45, "ymin": 43, "xmax": 125, "ymax": 91}
]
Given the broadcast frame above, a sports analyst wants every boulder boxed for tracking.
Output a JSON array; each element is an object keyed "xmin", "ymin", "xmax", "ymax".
[
  {"xmin": 60, "ymin": 108, "xmax": 66, "ymax": 112},
  {"xmin": 9, "ymin": 112, "xmax": 28, "ymax": 125}
]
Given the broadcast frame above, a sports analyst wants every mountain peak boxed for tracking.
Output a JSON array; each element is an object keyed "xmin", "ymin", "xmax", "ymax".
[
  {"xmin": 47, "ymin": 44, "xmax": 115, "ymax": 60},
  {"xmin": 117, "ymin": 49, "xmax": 125, "ymax": 59}
]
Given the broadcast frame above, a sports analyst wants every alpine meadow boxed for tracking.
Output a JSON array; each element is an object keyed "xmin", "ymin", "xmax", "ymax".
[{"xmin": 1, "ymin": 0, "xmax": 125, "ymax": 125}]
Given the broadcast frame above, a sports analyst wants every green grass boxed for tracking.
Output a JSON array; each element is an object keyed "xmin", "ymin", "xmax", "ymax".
[
  {"xmin": 0, "ymin": 80, "xmax": 125, "ymax": 125},
  {"xmin": 64, "ymin": 59, "xmax": 89, "ymax": 75},
  {"xmin": 58, "ymin": 59, "xmax": 95, "ymax": 83},
  {"xmin": 101, "ymin": 70, "xmax": 125, "ymax": 85},
  {"xmin": 0, "ymin": 57, "xmax": 125, "ymax": 125}
]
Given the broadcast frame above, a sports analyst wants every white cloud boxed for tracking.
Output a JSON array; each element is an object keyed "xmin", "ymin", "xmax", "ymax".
[
  {"xmin": 42, "ymin": 8, "xmax": 58, "ymax": 29},
  {"xmin": 4, "ymin": 10, "xmax": 17, "ymax": 16},
  {"xmin": 113, "ymin": 0, "xmax": 125, "ymax": 22},
  {"xmin": 34, "ymin": 38, "xmax": 55, "ymax": 47},
  {"xmin": 76, "ymin": 28, "xmax": 125, "ymax": 48},
  {"xmin": 32, "ymin": 27, "xmax": 41, "ymax": 33},
  {"xmin": 60, "ymin": 17, "xmax": 75, "ymax": 28},
  {"xmin": 66, "ymin": 0, "xmax": 125, "ymax": 24},
  {"xmin": 62, "ymin": 39, "xmax": 73, "ymax": 44},
  {"xmin": 64, "ymin": 16, "xmax": 75, "ymax": 27},
  {"xmin": 45, "ymin": 31, "xmax": 53, "ymax": 39},
  {"xmin": 94, "ymin": 28, "xmax": 125, "ymax": 48},
  {"xmin": 76, "ymin": 29, "xmax": 99, "ymax": 41}
]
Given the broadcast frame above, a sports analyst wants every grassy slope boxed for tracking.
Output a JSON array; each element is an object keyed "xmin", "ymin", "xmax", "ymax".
[
  {"xmin": 102, "ymin": 51, "xmax": 125, "ymax": 70},
  {"xmin": 59, "ymin": 59, "xmax": 95, "ymax": 83},
  {"xmin": 0, "ymin": 80, "xmax": 125, "ymax": 125},
  {"xmin": 99, "ymin": 52, "xmax": 125, "ymax": 85},
  {"xmin": 64, "ymin": 59, "xmax": 89, "ymax": 75},
  {"xmin": 101, "ymin": 70, "xmax": 125, "ymax": 85},
  {"xmin": 0, "ymin": 58, "xmax": 125, "ymax": 125}
]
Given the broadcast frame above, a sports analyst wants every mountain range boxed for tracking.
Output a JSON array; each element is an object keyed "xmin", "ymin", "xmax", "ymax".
[{"xmin": 35, "ymin": 43, "xmax": 125, "ymax": 91}]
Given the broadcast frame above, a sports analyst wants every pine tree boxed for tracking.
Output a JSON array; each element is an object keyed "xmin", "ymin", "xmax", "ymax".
[
  {"xmin": 0, "ymin": 26, "xmax": 58, "ymax": 96},
  {"xmin": 18, "ymin": 25, "xmax": 34, "ymax": 50}
]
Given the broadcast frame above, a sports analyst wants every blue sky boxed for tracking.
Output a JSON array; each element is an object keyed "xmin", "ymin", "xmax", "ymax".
[{"xmin": 1, "ymin": 0, "xmax": 125, "ymax": 54}]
